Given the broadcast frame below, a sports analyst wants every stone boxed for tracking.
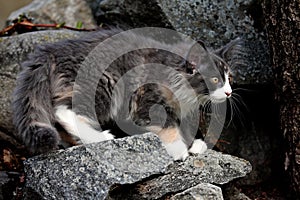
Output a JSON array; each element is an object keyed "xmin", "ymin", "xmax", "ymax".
[
  {"xmin": 0, "ymin": 30, "xmax": 84, "ymax": 133},
  {"xmin": 171, "ymin": 183, "xmax": 223, "ymax": 200},
  {"xmin": 23, "ymin": 133, "xmax": 173, "ymax": 199},
  {"xmin": 0, "ymin": 172, "xmax": 12, "ymax": 200},
  {"xmin": 0, "ymin": 171, "xmax": 20, "ymax": 200},
  {"xmin": 223, "ymin": 184, "xmax": 252, "ymax": 200},
  {"xmin": 107, "ymin": 149, "xmax": 252, "ymax": 199},
  {"xmin": 231, "ymin": 192, "xmax": 251, "ymax": 200},
  {"xmin": 98, "ymin": 0, "xmax": 172, "ymax": 28},
  {"xmin": 0, "ymin": 74, "xmax": 16, "ymax": 133},
  {"xmin": 7, "ymin": 0, "xmax": 97, "ymax": 29},
  {"xmin": 23, "ymin": 133, "xmax": 252, "ymax": 199}
]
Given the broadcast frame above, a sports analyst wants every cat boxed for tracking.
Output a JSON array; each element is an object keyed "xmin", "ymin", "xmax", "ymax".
[{"xmin": 12, "ymin": 27, "xmax": 240, "ymax": 160}]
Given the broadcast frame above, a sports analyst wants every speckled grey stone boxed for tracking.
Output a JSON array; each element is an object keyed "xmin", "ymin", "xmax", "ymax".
[
  {"xmin": 7, "ymin": 0, "xmax": 96, "ymax": 29},
  {"xmin": 141, "ymin": 150, "xmax": 251, "ymax": 199},
  {"xmin": 171, "ymin": 183, "xmax": 223, "ymax": 200},
  {"xmin": 0, "ymin": 172, "xmax": 15, "ymax": 200},
  {"xmin": 107, "ymin": 149, "xmax": 252, "ymax": 199},
  {"xmin": 231, "ymin": 193, "xmax": 251, "ymax": 200},
  {"xmin": 23, "ymin": 133, "xmax": 173, "ymax": 200},
  {"xmin": 0, "ymin": 30, "xmax": 83, "ymax": 133},
  {"xmin": 98, "ymin": 0, "xmax": 172, "ymax": 28},
  {"xmin": 0, "ymin": 30, "xmax": 84, "ymax": 68}
]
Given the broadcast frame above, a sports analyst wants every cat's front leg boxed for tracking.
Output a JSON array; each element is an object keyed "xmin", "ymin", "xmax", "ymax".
[
  {"xmin": 147, "ymin": 126, "xmax": 189, "ymax": 160},
  {"xmin": 188, "ymin": 139, "xmax": 208, "ymax": 154}
]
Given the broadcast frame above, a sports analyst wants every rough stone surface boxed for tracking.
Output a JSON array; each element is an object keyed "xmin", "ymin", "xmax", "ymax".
[
  {"xmin": 107, "ymin": 149, "xmax": 252, "ymax": 199},
  {"xmin": 0, "ymin": 30, "xmax": 84, "ymax": 133},
  {"xmin": 23, "ymin": 133, "xmax": 173, "ymax": 199},
  {"xmin": 0, "ymin": 171, "xmax": 23, "ymax": 200},
  {"xmin": 0, "ymin": 172, "xmax": 14, "ymax": 200},
  {"xmin": 23, "ymin": 132, "xmax": 252, "ymax": 200},
  {"xmin": 7, "ymin": 0, "xmax": 97, "ymax": 29},
  {"xmin": 0, "ymin": 74, "xmax": 16, "ymax": 133},
  {"xmin": 223, "ymin": 184, "xmax": 252, "ymax": 200},
  {"xmin": 171, "ymin": 183, "xmax": 223, "ymax": 200},
  {"xmin": 98, "ymin": 0, "xmax": 172, "ymax": 28},
  {"xmin": 231, "ymin": 193, "xmax": 251, "ymax": 200}
]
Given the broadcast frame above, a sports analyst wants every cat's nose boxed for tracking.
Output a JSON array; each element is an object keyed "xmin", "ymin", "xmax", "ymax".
[{"xmin": 225, "ymin": 92, "xmax": 231, "ymax": 97}]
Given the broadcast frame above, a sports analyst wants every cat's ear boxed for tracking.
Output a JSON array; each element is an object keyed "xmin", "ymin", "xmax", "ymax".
[
  {"xmin": 215, "ymin": 38, "xmax": 244, "ymax": 61},
  {"xmin": 181, "ymin": 40, "xmax": 210, "ymax": 74}
]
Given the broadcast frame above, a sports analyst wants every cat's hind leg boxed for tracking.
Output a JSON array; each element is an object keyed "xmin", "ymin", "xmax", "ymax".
[{"xmin": 55, "ymin": 105, "xmax": 114, "ymax": 144}]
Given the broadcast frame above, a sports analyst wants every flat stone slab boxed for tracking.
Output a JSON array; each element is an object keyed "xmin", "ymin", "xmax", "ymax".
[
  {"xmin": 23, "ymin": 133, "xmax": 251, "ymax": 199},
  {"xmin": 24, "ymin": 133, "xmax": 173, "ymax": 199},
  {"xmin": 171, "ymin": 183, "xmax": 223, "ymax": 200},
  {"xmin": 107, "ymin": 150, "xmax": 252, "ymax": 199}
]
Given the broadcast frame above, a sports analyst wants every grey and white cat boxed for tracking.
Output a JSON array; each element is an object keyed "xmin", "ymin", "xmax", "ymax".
[{"xmin": 12, "ymin": 28, "xmax": 240, "ymax": 160}]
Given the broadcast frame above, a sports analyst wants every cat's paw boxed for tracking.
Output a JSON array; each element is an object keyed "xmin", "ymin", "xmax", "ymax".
[
  {"xmin": 188, "ymin": 139, "xmax": 207, "ymax": 154},
  {"xmin": 101, "ymin": 130, "xmax": 115, "ymax": 140},
  {"xmin": 163, "ymin": 139, "xmax": 189, "ymax": 161}
]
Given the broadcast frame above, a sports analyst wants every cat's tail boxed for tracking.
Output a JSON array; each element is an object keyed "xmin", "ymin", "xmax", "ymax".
[{"xmin": 12, "ymin": 53, "xmax": 60, "ymax": 154}]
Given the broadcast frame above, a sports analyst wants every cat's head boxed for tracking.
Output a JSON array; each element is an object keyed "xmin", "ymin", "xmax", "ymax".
[{"xmin": 183, "ymin": 39, "xmax": 242, "ymax": 103}]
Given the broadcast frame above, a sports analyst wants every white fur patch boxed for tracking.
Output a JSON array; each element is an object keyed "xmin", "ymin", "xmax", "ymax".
[
  {"xmin": 210, "ymin": 73, "xmax": 232, "ymax": 103},
  {"xmin": 223, "ymin": 73, "xmax": 232, "ymax": 96},
  {"xmin": 55, "ymin": 105, "xmax": 114, "ymax": 144},
  {"xmin": 164, "ymin": 139, "xmax": 189, "ymax": 160},
  {"xmin": 188, "ymin": 139, "xmax": 208, "ymax": 154}
]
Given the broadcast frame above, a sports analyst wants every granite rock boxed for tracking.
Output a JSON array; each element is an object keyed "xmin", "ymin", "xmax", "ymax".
[
  {"xmin": 7, "ymin": 0, "xmax": 97, "ymax": 29},
  {"xmin": 107, "ymin": 149, "xmax": 252, "ymax": 199},
  {"xmin": 0, "ymin": 172, "xmax": 15, "ymax": 200},
  {"xmin": 23, "ymin": 133, "xmax": 173, "ymax": 199},
  {"xmin": 98, "ymin": 0, "xmax": 172, "ymax": 28},
  {"xmin": 23, "ymin": 133, "xmax": 252, "ymax": 199},
  {"xmin": 0, "ymin": 172, "xmax": 24, "ymax": 200},
  {"xmin": 170, "ymin": 183, "xmax": 223, "ymax": 200}
]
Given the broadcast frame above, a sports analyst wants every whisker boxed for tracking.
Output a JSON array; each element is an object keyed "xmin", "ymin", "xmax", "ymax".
[
  {"xmin": 231, "ymin": 97, "xmax": 247, "ymax": 128},
  {"xmin": 232, "ymin": 88, "xmax": 256, "ymax": 93},
  {"xmin": 226, "ymin": 99, "xmax": 234, "ymax": 128},
  {"xmin": 210, "ymin": 103, "xmax": 226, "ymax": 126},
  {"xmin": 231, "ymin": 93, "xmax": 249, "ymax": 112}
]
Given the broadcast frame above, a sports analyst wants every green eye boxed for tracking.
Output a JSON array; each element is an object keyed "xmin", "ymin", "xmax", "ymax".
[{"xmin": 211, "ymin": 77, "xmax": 219, "ymax": 84}]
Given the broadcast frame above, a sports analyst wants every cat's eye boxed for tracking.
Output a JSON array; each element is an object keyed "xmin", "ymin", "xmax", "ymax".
[
  {"xmin": 211, "ymin": 77, "xmax": 219, "ymax": 84},
  {"xmin": 228, "ymin": 76, "xmax": 233, "ymax": 83}
]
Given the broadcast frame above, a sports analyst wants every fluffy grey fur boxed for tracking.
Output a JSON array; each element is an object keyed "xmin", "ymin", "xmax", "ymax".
[{"xmin": 12, "ymin": 28, "xmax": 240, "ymax": 155}]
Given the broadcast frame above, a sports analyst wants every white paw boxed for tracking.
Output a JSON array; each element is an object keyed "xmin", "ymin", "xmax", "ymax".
[
  {"xmin": 163, "ymin": 139, "xmax": 189, "ymax": 161},
  {"xmin": 188, "ymin": 139, "xmax": 207, "ymax": 154},
  {"xmin": 101, "ymin": 130, "xmax": 115, "ymax": 140}
]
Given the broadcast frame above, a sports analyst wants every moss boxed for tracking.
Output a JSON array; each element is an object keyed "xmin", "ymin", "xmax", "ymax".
[{"xmin": 43, "ymin": 35, "xmax": 50, "ymax": 41}]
